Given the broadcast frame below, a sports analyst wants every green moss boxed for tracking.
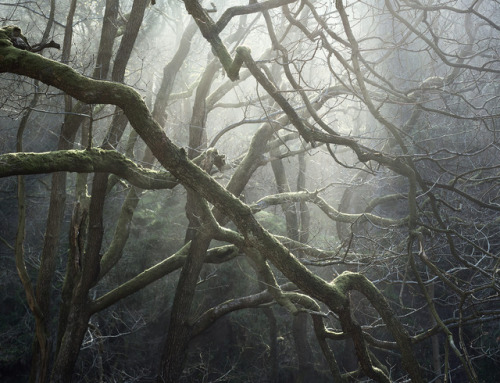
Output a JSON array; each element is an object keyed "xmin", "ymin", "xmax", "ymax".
[
  {"xmin": 331, "ymin": 270, "xmax": 356, "ymax": 289},
  {"xmin": 2, "ymin": 25, "xmax": 20, "ymax": 37},
  {"xmin": 235, "ymin": 46, "xmax": 251, "ymax": 56},
  {"xmin": 0, "ymin": 26, "xmax": 14, "ymax": 49},
  {"xmin": 0, "ymin": 37, "xmax": 12, "ymax": 47},
  {"xmin": 0, "ymin": 25, "xmax": 29, "ymax": 48},
  {"xmin": 226, "ymin": 46, "xmax": 251, "ymax": 81}
]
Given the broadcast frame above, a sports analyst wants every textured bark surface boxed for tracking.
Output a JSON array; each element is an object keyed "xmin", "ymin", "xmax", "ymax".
[{"xmin": 0, "ymin": 31, "xmax": 424, "ymax": 382}]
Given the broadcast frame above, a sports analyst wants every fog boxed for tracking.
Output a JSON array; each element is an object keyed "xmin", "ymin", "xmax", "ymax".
[{"xmin": 1, "ymin": 1, "xmax": 499, "ymax": 382}]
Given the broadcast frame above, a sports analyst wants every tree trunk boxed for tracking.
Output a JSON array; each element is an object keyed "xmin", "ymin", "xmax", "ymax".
[
  {"xmin": 263, "ymin": 308, "xmax": 279, "ymax": 383},
  {"xmin": 429, "ymin": 283, "xmax": 442, "ymax": 382},
  {"xmin": 158, "ymin": 225, "xmax": 212, "ymax": 382},
  {"xmin": 50, "ymin": 306, "xmax": 91, "ymax": 383},
  {"xmin": 292, "ymin": 313, "xmax": 315, "ymax": 383},
  {"xmin": 185, "ymin": 60, "xmax": 217, "ymax": 242}
]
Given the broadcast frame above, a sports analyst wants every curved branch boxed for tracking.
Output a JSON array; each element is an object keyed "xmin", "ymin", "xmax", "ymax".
[
  {"xmin": 0, "ymin": 38, "xmax": 424, "ymax": 383},
  {"xmin": 334, "ymin": 271, "xmax": 423, "ymax": 382},
  {"xmin": 384, "ymin": 0, "xmax": 500, "ymax": 74},
  {"xmin": 191, "ymin": 289, "xmax": 275, "ymax": 336},
  {"xmin": 0, "ymin": 149, "xmax": 178, "ymax": 190},
  {"xmin": 252, "ymin": 191, "xmax": 407, "ymax": 227},
  {"xmin": 90, "ymin": 244, "xmax": 240, "ymax": 314},
  {"xmin": 215, "ymin": 0, "xmax": 297, "ymax": 33},
  {"xmin": 0, "ymin": 42, "xmax": 344, "ymax": 310}
]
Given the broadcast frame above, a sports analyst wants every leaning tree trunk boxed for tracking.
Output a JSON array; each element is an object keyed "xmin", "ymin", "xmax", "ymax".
[
  {"xmin": 52, "ymin": 2, "xmax": 150, "ymax": 380},
  {"xmin": 270, "ymin": 152, "xmax": 315, "ymax": 381},
  {"xmin": 159, "ymin": 53, "xmax": 217, "ymax": 381},
  {"xmin": 31, "ymin": 1, "xmax": 79, "ymax": 381}
]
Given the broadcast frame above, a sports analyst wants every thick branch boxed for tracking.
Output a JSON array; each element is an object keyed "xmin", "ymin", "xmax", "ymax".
[
  {"xmin": 215, "ymin": 0, "xmax": 297, "ymax": 33},
  {"xmin": 90, "ymin": 244, "xmax": 239, "ymax": 314},
  {"xmin": 0, "ymin": 149, "xmax": 178, "ymax": 190},
  {"xmin": 252, "ymin": 191, "xmax": 407, "ymax": 227},
  {"xmin": 0, "ymin": 42, "xmax": 423, "ymax": 382}
]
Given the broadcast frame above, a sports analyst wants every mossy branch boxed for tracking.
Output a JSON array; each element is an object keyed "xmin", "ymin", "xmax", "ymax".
[
  {"xmin": 333, "ymin": 271, "xmax": 424, "ymax": 382},
  {"xmin": 0, "ymin": 149, "xmax": 178, "ymax": 190},
  {"xmin": 0, "ymin": 33, "xmax": 423, "ymax": 382},
  {"xmin": 0, "ymin": 148, "xmax": 225, "ymax": 190},
  {"xmin": 90, "ymin": 244, "xmax": 239, "ymax": 314},
  {"xmin": 214, "ymin": 0, "xmax": 297, "ymax": 33},
  {"xmin": 251, "ymin": 190, "xmax": 407, "ymax": 227}
]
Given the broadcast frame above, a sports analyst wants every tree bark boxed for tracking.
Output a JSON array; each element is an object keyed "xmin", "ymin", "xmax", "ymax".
[
  {"xmin": 0, "ymin": 40, "xmax": 425, "ymax": 383},
  {"xmin": 263, "ymin": 308, "xmax": 279, "ymax": 383},
  {"xmin": 158, "ymin": 221, "xmax": 212, "ymax": 382},
  {"xmin": 53, "ymin": 2, "xmax": 150, "ymax": 379}
]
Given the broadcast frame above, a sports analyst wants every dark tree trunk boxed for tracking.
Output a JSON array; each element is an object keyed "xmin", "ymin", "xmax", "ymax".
[
  {"xmin": 184, "ymin": 60, "xmax": 217, "ymax": 242},
  {"xmin": 293, "ymin": 313, "xmax": 315, "ymax": 383},
  {"xmin": 263, "ymin": 308, "xmax": 279, "ymax": 383},
  {"xmin": 158, "ymin": 226, "xmax": 212, "ymax": 382}
]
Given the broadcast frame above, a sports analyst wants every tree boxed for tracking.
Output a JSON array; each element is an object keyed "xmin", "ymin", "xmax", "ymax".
[{"xmin": 1, "ymin": 0, "xmax": 499, "ymax": 382}]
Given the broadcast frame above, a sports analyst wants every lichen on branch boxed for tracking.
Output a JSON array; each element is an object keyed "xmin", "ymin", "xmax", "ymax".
[
  {"xmin": 0, "ymin": 25, "xmax": 424, "ymax": 382},
  {"xmin": 0, "ymin": 149, "xmax": 178, "ymax": 189}
]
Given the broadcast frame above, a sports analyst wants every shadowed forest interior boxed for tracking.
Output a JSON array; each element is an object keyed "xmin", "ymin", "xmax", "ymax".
[{"xmin": 0, "ymin": 0, "xmax": 499, "ymax": 382}]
